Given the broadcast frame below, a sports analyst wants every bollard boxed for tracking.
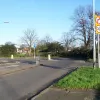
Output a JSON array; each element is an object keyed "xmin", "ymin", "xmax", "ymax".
[
  {"xmin": 36, "ymin": 56, "xmax": 40, "ymax": 65},
  {"xmin": 11, "ymin": 55, "xmax": 14, "ymax": 59},
  {"xmin": 48, "ymin": 54, "xmax": 51, "ymax": 60}
]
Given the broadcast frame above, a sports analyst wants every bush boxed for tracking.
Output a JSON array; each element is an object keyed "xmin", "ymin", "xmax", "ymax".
[
  {"xmin": 59, "ymin": 47, "xmax": 93, "ymax": 60},
  {"xmin": 0, "ymin": 44, "xmax": 16, "ymax": 57},
  {"xmin": 14, "ymin": 53, "xmax": 27, "ymax": 57},
  {"xmin": 39, "ymin": 52, "xmax": 48, "ymax": 57}
]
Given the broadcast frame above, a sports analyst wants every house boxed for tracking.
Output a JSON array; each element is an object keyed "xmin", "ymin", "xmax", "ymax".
[{"xmin": 15, "ymin": 44, "xmax": 30, "ymax": 54}]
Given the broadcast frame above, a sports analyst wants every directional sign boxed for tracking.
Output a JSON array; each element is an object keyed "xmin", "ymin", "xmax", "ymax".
[
  {"xmin": 96, "ymin": 26, "xmax": 100, "ymax": 33},
  {"xmin": 95, "ymin": 15, "xmax": 100, "ymax": 34},
  {"xmin": 33, "ymin": 44, "xmax": 36, "ymax": 49}
]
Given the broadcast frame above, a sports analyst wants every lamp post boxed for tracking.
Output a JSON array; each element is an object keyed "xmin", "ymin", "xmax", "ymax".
[
  {"xmin": 0, "ymin": 22, "xmax": 9, "ymax": 25},
  {"xmin": 33, "ymin": 43, "xmax": 36, "ymax": 59},
  {"xmin": 93, "ymin": 0, "xmax": 96, "ymax": 68},
  {"xmin": 3, "ymin": 22, "xmax": 9, "ymax": 23}
]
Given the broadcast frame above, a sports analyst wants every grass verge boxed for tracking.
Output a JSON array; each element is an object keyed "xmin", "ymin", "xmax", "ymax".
[{"xmin": 54, "ymin": 67, "xmax": 100, "ymax": 90}]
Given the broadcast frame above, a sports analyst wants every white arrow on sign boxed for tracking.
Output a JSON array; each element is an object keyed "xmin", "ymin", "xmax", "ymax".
[{"xmin": 96, "ymin": 26, "xmax": 100, "ymax": 33}]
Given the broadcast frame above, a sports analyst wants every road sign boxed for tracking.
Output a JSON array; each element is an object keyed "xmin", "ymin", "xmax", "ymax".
[
  {"xmin": 33, "ymin": 44, "xmax": 36, "ymax": 59},
  {"xmin": 96, "ymin": 26, "xmax": 100, "ymax": 33},
  {"xmin": 95, "ymin": 15, "xmax": 100, "ymax": 34},
  {"xmin": 33, "ymin": 44, "xmax": 36, "ymax": 49},
  {"xmin": 96, "ymin": 16, "xmax": 100, "ymax": 26}
]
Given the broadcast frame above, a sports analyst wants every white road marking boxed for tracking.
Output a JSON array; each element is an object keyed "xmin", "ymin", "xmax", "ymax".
[
  {"xmin": 0, "ymin": 65, "xmax": 19, "ymax": 69},
  {"xmin": 0, "ymin": 62, "xmax": 20, "ymax": 66},
  {"xmin": 6, "ymin": 65, "xmax": 19, "ymax": 68}
]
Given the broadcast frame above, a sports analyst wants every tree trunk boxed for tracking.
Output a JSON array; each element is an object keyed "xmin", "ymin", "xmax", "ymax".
[{"xmin": 29, "ymin": 47, "xmax": 32, "ymax": 56}]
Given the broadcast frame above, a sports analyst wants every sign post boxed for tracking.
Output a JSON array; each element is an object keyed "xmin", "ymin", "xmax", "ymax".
[
  {"xmin": 95, "ymin": 15, "xmax": 100, "ymax": 68},
  {"xmin": 93, "ymin": 0, "xmax": 96, "ymax": 68},
  {"xmin": 33, "ymin": 44, "xmax": 36, "ymax": 59}
]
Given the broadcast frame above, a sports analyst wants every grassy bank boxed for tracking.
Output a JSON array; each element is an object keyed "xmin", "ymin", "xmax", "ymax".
[{"xmin": 54, "ymin": 67, "xmax": 100, "ymax": 90}]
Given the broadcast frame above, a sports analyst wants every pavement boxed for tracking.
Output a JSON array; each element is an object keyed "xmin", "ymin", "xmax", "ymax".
[
  {"xmin": 33, "ymin": 88, "xmax": 100, "ymax": 100},
  {"xmin": 0, "ymin": 57, "xmax": 92, "ymax": 100}
]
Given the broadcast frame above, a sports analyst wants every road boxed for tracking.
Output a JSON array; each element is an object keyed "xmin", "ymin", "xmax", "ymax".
[{"xmin": 0, "ymin": 58, "xmax": 90, "ymax": 100}]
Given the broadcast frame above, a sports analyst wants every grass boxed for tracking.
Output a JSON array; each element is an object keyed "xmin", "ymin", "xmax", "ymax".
[{"xmin": 54, "ymin": 67, "xmax": 100, "ymax": 90}]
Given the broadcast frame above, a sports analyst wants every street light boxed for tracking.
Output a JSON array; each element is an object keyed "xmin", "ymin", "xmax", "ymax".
[
  {"xmin": 93, "ymin": 0, "xmax": 96, "ymax": 68},
  {"xmin": 0, "ymin": 22, "xmax": 9, "ymax": 24},
  {"xmin": 3, "ymin": 22, "xmax": 9, "ymax": 23}
]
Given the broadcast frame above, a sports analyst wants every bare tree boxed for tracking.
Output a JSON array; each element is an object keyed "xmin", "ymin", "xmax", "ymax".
[
  {"xmin": 43, "ymin": 35, "xmax": 52, "ymax": 44},
  {"xmin": 5, "ymin": 41, "xmax": 14, "ymax": 45},
  {"xmin": 61, "ymin": 32, "xmax": 76, "ymax": 51},
  {"xmin": 21, "ymin": 29, "xmax": 38, "ymax": 56},
  {"xmin": 71, "ymin": 5, "xmax": 94, "ymax": 49}
]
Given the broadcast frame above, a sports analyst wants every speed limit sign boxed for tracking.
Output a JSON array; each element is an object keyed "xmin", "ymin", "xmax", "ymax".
[{"xmin": 95, "ymin": 15, "xmax": 100, "ymax": 34}]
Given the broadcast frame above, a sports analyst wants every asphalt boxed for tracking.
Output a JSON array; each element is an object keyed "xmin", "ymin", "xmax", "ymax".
[
  {"xmin": 0, "ymin": 58, "xmax": 92, "ymax": 100},
  {"xmin": 0, "ymin": 58, "xmax": 37, "ymax": 76}
]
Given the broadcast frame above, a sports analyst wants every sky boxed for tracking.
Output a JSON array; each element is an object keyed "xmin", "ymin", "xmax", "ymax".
[{"xmin": 0, "ymin": 0, "xmax": 100, "ymax": 45}]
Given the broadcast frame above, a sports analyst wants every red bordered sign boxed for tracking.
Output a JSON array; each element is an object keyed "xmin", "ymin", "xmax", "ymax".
[{"xmin": 95, "ymin": 15, "xmax": 100, "ymax": 34}]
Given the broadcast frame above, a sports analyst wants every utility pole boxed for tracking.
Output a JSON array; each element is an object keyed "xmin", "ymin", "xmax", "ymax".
[
  {"xmin": 95, "ymin": 15, "xmax": 100, "ymax": 68},
  {"xmin": 33, "ymin": 43, "xmax": 36, "ymax": 59},
  {"xmin": 98, "ymin": 34, "xmax": 100, "ymax": 68},
  {"xmin": 34, "ymin": 47, "xmax": 35, "ymax": 59},
  {"xmin": 94, "ymin": 0, "xmax": 100, "ymax": 68},
  {"xmin": 93, "ymin": 0, "xmax": 96, "ymax": 68}
]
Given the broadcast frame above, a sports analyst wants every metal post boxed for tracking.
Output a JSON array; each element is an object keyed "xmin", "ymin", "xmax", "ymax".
[
  {"xmin": 93, "ymin": 0, "xmax": 96, "ymax": 68},
  {"xmin": 98, "ymin": 34, "xmax": 100, "ymax": 68},
  {"xmin": 34, "ymin": 48, "xmax": 35, "ymax": 59}
]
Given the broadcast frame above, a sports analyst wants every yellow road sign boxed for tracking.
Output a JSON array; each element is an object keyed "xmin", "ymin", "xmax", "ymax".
[
  {"xmin": 95, "ymin": 15, "xmax": 100, "ymax": 34},
  {"xmin": 96, "ymin": 26, "xmax": 100, "ymax": 34}
]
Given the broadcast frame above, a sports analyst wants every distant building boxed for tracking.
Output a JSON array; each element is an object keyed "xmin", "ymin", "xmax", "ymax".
[{"xmin": 15, "ymin": 44, "xmax": 30, "ymax": 54}]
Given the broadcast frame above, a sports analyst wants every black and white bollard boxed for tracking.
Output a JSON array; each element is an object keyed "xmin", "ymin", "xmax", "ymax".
[
  {"xmin": 36, "ymin": 56, "xmax": 40, "ymax": 65},
  {"xmin": 48, "ymin": 54, "xmax": 51, "ymax": 60},
  {"xmin": 11, "ymin": 55, "xmax": 14, "ymax": 59}
]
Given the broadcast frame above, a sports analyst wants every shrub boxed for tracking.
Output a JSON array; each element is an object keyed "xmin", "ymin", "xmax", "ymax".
[
  {"xmin": 0, "ymin": 44, "xmax": 16, "ymax": 57},
  {"xmin": 14, "ymin": 53, "xmax": 27, "ymax": 57},
  {"xmin": 59, "ymin": 47, "xmax": 93, "ymax": 60}
]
